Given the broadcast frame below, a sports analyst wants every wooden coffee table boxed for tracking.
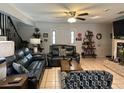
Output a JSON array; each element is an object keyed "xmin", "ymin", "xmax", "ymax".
[
  {"xmin": 61, "ymin": 60, "xmax": 83, "ymax": 72},
  {"xmin": 0, "ymin": 74, "xmax": 28, "ymax": 89}
]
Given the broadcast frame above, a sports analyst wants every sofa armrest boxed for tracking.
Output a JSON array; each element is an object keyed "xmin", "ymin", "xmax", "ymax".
[
  {"xmin": 73, "ymin": 53, "xmax": 80, "ymax": 63},
  {"xmin": 47, "ymin": 53, "xmax": 52, "ymax": 57},
  {"xmin": 73, "ymin": 53, "xmax": 80, "ymax": 57},
  {"xmin": 27, "ymin": 73, "xmax": 38, "ymax": 89},
  {"xmin": 47, "ymin": 53, "xmax": 53, "ymax": 60},
  {"xmin": 28, "ymin": 73, "xmax": 37, "ymax": 79},
  {"xmin": 32, "ymin": 54, "xmax": 46, "ymax": 61}
]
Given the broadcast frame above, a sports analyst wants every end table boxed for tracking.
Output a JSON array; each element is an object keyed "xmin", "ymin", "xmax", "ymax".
[{"xmin": 0, "ymin": 74, "xmax": 28, "ymax": 89}]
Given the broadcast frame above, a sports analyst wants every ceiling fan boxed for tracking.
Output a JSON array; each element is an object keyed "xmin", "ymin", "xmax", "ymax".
[{"xmin": 64, "ymin": 11, "xmax": 89, "ymax": 21}]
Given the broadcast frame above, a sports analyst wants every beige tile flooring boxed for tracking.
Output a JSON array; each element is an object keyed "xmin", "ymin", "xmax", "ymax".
[{"xmin": 40, "ymin": 58, "xmax": 124, "ymax": 89}]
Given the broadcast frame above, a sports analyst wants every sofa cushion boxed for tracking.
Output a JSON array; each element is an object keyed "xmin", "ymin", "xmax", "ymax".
[
  {"xmin": 52, "ymin": 48, "xmax": 59, "ymax": 56},
  {"xmin": 16, "ymin": 51, "xmax": 25, "ymax": 60},
  {"xmin": 29, "ymin": 69, "xmax": 41, "ymax": 80},
  {"xmin": 17, "ymin": 57, "xmax": 30, "ymax": 68},
  {"xmin": 12, "ymin": 62, "xmax": 29, "ymax": 74},
  {"xmin": 27, "ymin": 61, "xmax": 39, "ymax": 71},
  {"xmin": 59, "ymin": 48, "xmax": 66, "ymax": 56},
  {"xmin": 26, "ymin": 54, "xmax": 33, "ymax": 61},
  {"xmin": 24, "ymin": 48, "xmax": 31, "ymax": 55}
]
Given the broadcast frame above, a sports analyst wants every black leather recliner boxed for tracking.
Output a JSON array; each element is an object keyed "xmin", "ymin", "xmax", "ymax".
[
  {"xmin": 7, "ymin": 48, "xmax": 46, "ymax": 89},
  {"xmin": 47, "ymin": 44, "xmax": 80, "ymax": 67}
]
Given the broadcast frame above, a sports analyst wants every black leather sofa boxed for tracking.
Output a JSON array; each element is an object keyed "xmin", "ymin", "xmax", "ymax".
[
  {"xmin": 6, "ymin": 48, "xmax": 46, "ymax": 89},
  {"xmin": 47, "ymin": 44, "xmax": 80, "ymax": 67}
]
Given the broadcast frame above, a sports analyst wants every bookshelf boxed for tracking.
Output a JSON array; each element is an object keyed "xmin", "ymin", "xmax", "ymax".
[{"xmin": 81, "ymin": 31, "xmax": 97, "ymax": 58}]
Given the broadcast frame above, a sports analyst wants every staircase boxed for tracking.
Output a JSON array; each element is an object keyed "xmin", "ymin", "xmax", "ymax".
[{"xmin": 0, "ymin": 12, "xmax": 24, "ymax": 50}]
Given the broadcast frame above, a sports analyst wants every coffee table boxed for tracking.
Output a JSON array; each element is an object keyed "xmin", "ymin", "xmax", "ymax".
[
  {"xmin": 60, "ymin": 60, "xmax": 83, "ymax": 72},
  {"xmin": 0, "ymin": 74, "xmax": 28, "ymax": 89}
]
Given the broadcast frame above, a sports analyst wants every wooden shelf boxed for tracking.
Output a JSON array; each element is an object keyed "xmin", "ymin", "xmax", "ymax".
[{"xmin": 81, "ymin": 31, "xmax": 96, "ymax": 58}]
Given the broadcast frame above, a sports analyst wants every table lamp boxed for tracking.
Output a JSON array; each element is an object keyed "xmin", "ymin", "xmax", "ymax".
[
  {"xmin": 0, "ymin": 41, "xmax": 15, "ymax": 81},
  {"xmin": 30, "ymin": 38, "xmax": 41, "ymax": 53}
]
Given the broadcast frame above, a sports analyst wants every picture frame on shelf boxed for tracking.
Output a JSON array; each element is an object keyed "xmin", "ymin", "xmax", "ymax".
[
  {"xmin": 43, "ymin": 33, "xmax": 48, "ymax": 38},
  {"xmin": 44, "ymin": 39, "xmax": 48, "ymax": 42}
]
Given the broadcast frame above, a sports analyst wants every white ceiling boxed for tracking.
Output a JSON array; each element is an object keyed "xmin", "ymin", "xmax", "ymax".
[{"xmin": 12, "ymin": 3, "xmax": 124, "ymax": 23}]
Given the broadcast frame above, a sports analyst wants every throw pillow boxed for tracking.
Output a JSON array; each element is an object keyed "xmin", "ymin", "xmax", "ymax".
[
  {"xmin": 12, "ymin": 62, "xmax": 29, "ymax": 74},
  {"xmin": 59, "ymin": 48, "xmax": 66, "ymax": 56},
  {"xmin": 26, "ymin": 54, "xmax": 33, "ymax": 61},
  {"xmin": 17, "ymin": 57, "xmax": 29, "ymax": 68}
]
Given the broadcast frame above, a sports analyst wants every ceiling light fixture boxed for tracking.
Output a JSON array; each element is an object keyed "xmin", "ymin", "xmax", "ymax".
[{"xmin": 67, "ymin": 17, "xmax": 76, "ymax": 23}]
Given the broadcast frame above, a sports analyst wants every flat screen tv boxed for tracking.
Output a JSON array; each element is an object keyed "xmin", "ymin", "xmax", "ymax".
[{"xmin": 113, "ymin": 19, "xmax": 124, "ymax": 38}]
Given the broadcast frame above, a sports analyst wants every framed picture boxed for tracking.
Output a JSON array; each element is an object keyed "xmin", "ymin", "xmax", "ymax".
[
  {"xmin": 43, "ymin": 33, "xmax": 48, "ymax": 38},
  {"xmin": 96, "ymin": 33, "xmax": 102, "ymax": 40},
  {"xmin": 44, "ymin": 39, "xmax": 48, "ymax": 42},
  {"xmin": 76, "ymin": 32, "xmax": 82, "ymax": 41}
]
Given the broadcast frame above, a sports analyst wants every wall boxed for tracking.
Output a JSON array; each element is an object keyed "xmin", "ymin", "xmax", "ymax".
[
  {"xmin": 0, "ymin": 4, "xmax": 34, "ymax": 26},
  {"xmin": 18, "ymin": 22, "xmax": 112, "ymax": 57}
]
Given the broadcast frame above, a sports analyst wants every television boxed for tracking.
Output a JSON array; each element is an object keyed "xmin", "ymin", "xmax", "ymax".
[{"xmin": 113, "ymin": 19, "xmax": 124, "ymax": 39}]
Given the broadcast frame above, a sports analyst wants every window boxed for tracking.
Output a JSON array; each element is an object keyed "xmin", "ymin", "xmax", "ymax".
[
  {"xmin": 52, "ymin": 31, "xmax": 55, "ymax": 44},
  {"xmin": 71, "ymin": 31, "xmax": 74, "ymax": 44}
]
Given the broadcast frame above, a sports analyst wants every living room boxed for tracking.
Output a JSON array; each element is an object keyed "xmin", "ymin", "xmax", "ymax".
[{"xmin": 0, "ymin": 2, "xmax": 124, "ymax": 91}]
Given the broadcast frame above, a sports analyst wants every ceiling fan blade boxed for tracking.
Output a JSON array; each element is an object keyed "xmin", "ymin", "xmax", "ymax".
[
  {"xmin": 78, "ymin": 13, "xmax": 89, "ymax": 16},
  {"xmin": 76, "ymin": 17, "xmax": 86, "ymax": 21}
]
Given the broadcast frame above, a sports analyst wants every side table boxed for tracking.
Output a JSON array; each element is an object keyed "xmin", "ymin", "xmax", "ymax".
[{"xmin": 0, "ymin": 74, "xmax": 28, "ymax": 89}]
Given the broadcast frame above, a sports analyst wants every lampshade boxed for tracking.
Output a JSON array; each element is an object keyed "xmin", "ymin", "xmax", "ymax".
[
  {"xmin": 67, "ymin": 17, "xmax": 76, "ymax": 23},
  {"xmin": 30, "ymin": 38, "xmax": 41, "ymax": 45},
  {"xmin": 0, "ymin": 36, "xmax": 7, "ymax": 41},
  {"xmin": 0, "ymin": 41, "xmax": 14, "ymax": 81},
  {"xmin": 0, "ymin": 41, "xmax": 15, "ymax": 57}
]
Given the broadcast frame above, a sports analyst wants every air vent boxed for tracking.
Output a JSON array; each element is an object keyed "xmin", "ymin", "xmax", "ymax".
[{"xmin": 117, "ymin": 11, "xmax": 124, "ymax": 14}]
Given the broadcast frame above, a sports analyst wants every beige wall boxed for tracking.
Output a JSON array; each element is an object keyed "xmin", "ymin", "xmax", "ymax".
[
  {"xmin": 18, "ymin": 22, "xmax": 112, "ymax": 57},
  {"xmin": 0, "ymin": 4, "xmax": 34, "ymax": 26}
]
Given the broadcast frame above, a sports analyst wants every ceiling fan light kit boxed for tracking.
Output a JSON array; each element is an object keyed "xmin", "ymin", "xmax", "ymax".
[
  {"xmin": 65, "ymin": 11, "xmax": 89, "ymax": 23},
  {"xmin": 67, "ymin": 17, "xmax": 77, "ymax": 23}
]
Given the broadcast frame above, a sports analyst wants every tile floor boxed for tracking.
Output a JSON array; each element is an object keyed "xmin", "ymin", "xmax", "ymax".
[
  {"xmin": 40, "ymin": 67, "xmax": 61, "ymax": 89},
  {"xmin": 40, "ymin": 58, "xmax": 124, "ymax": 89}
]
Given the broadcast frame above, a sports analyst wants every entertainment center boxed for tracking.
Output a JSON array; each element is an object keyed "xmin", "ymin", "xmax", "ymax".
[{"xmin": 112, "ymin": 19, "xmax": 124, "ymax": 63}]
